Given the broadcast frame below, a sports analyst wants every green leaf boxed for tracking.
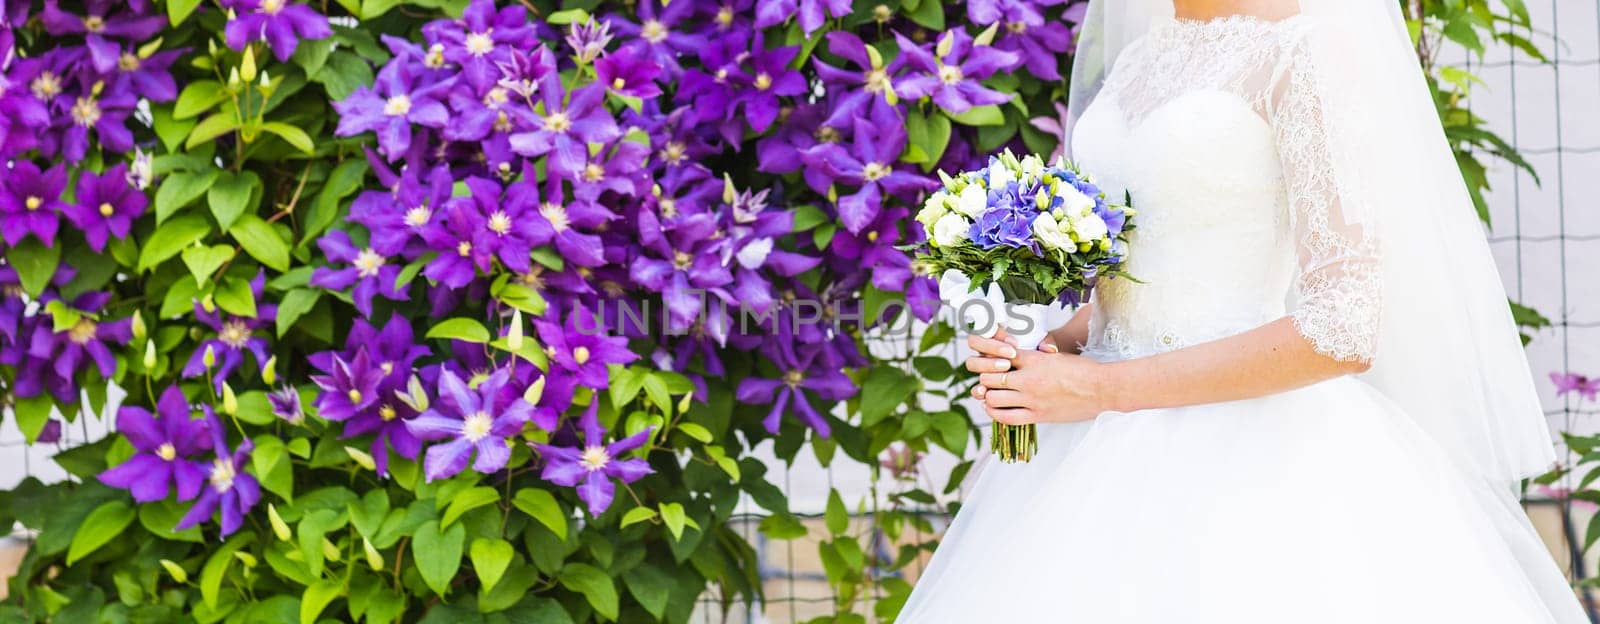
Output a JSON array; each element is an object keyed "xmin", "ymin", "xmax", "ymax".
[
  {"xmin": 10, "ymin": 238, "xmax": 61, "ymax": 298},
  {"xmin": 622, "ymin": 564, "xmax": 672, "ymax": 620},
  {"xmin": 558, "ymin": 563, "xmax": 619, "ymax": 621},
  {"xmin": 758, "ymin": 513, "xmax": 808, "ymax": 540},
  {"xmin": 151, "ymin": 106, "xmax": 197, "ymax": 153},
  {"xmin": 659, "ymin": 502, "xmax": 688, "ymax": 541},
  {"xmin": 413, "ymin": 520, "xmax": 466, "ymax": 597},
  {"xmin": 252, "ymin": 436, "xmax": 295, "ymax": 501},
  {"xmin": 312, "ymin": 52, "xmax": 375, "ymax": 101},
  {"xmin": 180, "ymin": 245, "xmax": 235, "ymax": 285},
  {"xmin": 208, "ymin": 171, "xmax": 261, "ymax": 230},
  {"xmin": 426, "ymin": 317, "xmax": 491, "ymax": 343},
  {"xmin": 619, "ymin": 507, "xmax": 656, "ymax": 529},
  {"xmin": 155, "ymin": 169, "xmax": 219, "ymax": 223},
  {"xmin": 469, "ymin": 538, "xmax": 514, "ymax": 592},
  {"xmin": 173, "ymin": 80, "xmax": 227, "ymax": 119},
  {"xmin": 304, "ymin": 159, "xmax": 370, "ymax": 245},
  {"xmin": 825, "ymin": 490, "xmax": 848, "ymax": 536},
  {"xmin": 860, "ymin": 366, "xmax": 916, "ymax": 427},
  {"xmin": 66, "ymin": 500, "xmax": 135, "ymax": 565},
  {"xmin": 608, "ymin": 365, "xmax": 647, "ymax": 408},
  {"xmin": 360, "ymin": 0, "xmax": 403, "ymax": 18},
  {"xmin": 200, "ymin": 534, "xmax": 254, "ymax": 608},
  {"xmin": 904, "ymin": 0, "xmax": 944, "ymax": 29},
  {"xmin": 511, "ymin": 488, "xmax": 568, "ymax": 541},
  {"xmin": 946, "ymin": 104, "xmax": 1006, "ymax": 127},
  {"xmin": 300, "ymin": 580, "xmax": 344, "ymax": 624},
  {"xmin": 214, "ymin": 275, "xmax": 259, "ymax": 317},
  {"xmin": 642, "ymin": 373, "xmax": 672, "ymax": 412},
  {"xmin": 187, "ymin": 112, "xmax": 241, "ymax": 148},
  {"xmin": 138, "ymin": 213, "xmax": 212, "ymax": 272},
  {"xmin": 677, "ymin": 422, "xmax": 713, "ymax": 443},
  {"xmin": 276, "ymin": 289, "xmax": 322, "ymax": 337},
  {"xmin": 230, "ymin": 214, "xmax": 291, "ymax": 271},
  {"xmin": 261, "ymin": 121, "xmax": 316, "ymax": 154},
  {"xmin": 442, "ymin": 486, "xmax": 499, "ymax": 527}
]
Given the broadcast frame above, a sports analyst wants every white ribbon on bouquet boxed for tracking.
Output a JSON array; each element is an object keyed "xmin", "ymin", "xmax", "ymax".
[{"xmin": 937, "ymin": 270, "xmax": 1071, "ymax": 351}]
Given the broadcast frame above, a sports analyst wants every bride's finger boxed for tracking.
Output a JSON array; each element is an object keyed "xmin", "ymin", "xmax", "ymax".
[
  {"xmin": 982, "ymin": 389, "xmax": 1029, "ymax": 409},
  {"xmin": 967, "ymin": 334, "xmax": 1018, "ymax": 359},
  {"xmin": 986, "ymin": 405, "xmax": 1035, "ymax": 426},
  {"xmin": 977, "ymin": 371, "xmax": 1028, "ymax": 391},
  {"xmin": 971, "ymin": 385, "xmax": 987, "ymax": 400},
  {"xmin": 966, "ymin": 356, "xmax": 1010, "ymax": 373}
]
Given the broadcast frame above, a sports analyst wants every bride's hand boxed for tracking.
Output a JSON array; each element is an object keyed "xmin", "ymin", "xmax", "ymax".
[{"xmin": 965, "ymin": 330, "xmax": 1114, "ymax": 424}]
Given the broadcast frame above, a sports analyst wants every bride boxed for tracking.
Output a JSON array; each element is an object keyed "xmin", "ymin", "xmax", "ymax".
[{"xmin": 897, "ymin": 0, "xmax": 1590, "ymax": 622}]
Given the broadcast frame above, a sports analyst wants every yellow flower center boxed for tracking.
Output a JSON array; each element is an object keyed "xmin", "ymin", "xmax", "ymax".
[
  {"xmin": 573, "ymin": 346, "xmax": 591, "ymax": 365},
  {"xmin": 456, "ymin": 241, "xmax": 473, "ymax": 257},
  {"xmin": 754, "ymin": 72, "xmax": 772, "ymax": 90},
  {"xmin": 583, "ymin": 163, "xmax": 605, "ymax": 182},
  {"xmin": 157, "ymin": 443, "xmax": 178, "ymax": 461},
  {"xmin": 404, "ymin": 205, "xmax": 432, "ymax": 227},
  {"xmin": 31, "ymin": 71, "xmax": 61, "ymax": 99},
  {"xmin": 939, "ymin": 65, "xmax": 964, "ymax": 85},
  {"xmin": 784, "ymin": 369, "xmax": 804, "ymax": 388},
  {"xmin": 71, "ymin": 96, "xmax": 102, "ymax": 127},
  {"xmin": 862, "ymin": 162, "xmax": 891, "ymax": 182},
  {"xmin": 611, "ymin": 77, "xmax": 626, "ymax": 90},
  {"xmin": 219, "ymin": 320, "xmax": 252, "ymax": 348},
  {"xmin": 544, "ymin": 112, "xmax": 572, "ymax": 133},
  {"xmin": 815, "ymin": 126, "xmax": 840, "ymax": 143},
  {"xmin": 865, "ymin": 69, "xmax": 891, "ymax": 93},
  {"xmin": 872, "ymin": 4, "xmax": 892, "ymax": 21},
  {"xmin": 540, "ymin": 203, "xmax": 570, "ymax": 232},
  {"xmin": 425, "ymin": 44, "xmax": 447, "ymax": 68},
  {"xmin": 260, "ymin": 0, "xmax": 284, "ymax": 14},
  {"xmin": 209, "ymin": 458, "xmax": 236, "ymax": 493},
  {"xmin": 714, "ymin": 68, "xmax": 728, "ymax": 83},
  {"xmin": 716, "ymin": 6, "xmax": 734, "ymax": 26},
  {"xmin": 462, "ymin": 411, "xmax": 493, "ymax": 443},
  {"xmin": 660, "ymin": 141, "xmax": 687, "ymax": 164},
  {"xmin": 493, "ymin": 110, "xmax": 513, "ymax": 133},
  {"xmin": 354, "ymin": 248, "xmax": 385, "ymax": 277},
  {"xmin": 641, "ymin": 20, "xmax": 667, "ymax": 43},
  {"xmin": 98, "ymin": 202, "xmax": 114, "ymax": 217},
  {"xmin": 82, "ymin": 15, "xmax": 105, "ymax": 32},
  {"xmin": 24, "ymin": 196, "xmax": 42, "ymax": 211},
  {"xmin": 658, "ymin": 197, "xmax": 677, "ymax": 217},
  {"xmin": 483, "ymin": 87, "xmax": 509, "ymax": 107},
  {"xmin": 465, "ymin": 31, "xmax": 495, "ymax": 56},
  {"xmin": 383, "ymin": 94, "xmax": 412, "ymax": 117},
  {"xmin": 347, "ymin": 388, "xmax": 363, "ymax": 404},
  {"xmin": 68, "ymin": 318, "xmax": 98, "ymax": 344},
  {"xmin": 379, "ymin": 404, "xmax": 397, "ymax": 421},
  {"xmin": 579, "ymin": 445, "xmax": 610, "ymax": 471},
  {"xmin": 118, "ymin": 54, "xmax": 140, "ymax": 72},
  {"xmin": 672, "ymin": 251, "xmax": 692, "ymax": 270},
  {"xmin": 1007, "ymin": 21, "xmax": 1027, "ymax": 33},
  {"xmin": 487, "ymin": 211, "xmax": 512, "ymax": 235},
  {"xmin": 381, "ymin": 361, "xmax": 395, "ymax": 375}
]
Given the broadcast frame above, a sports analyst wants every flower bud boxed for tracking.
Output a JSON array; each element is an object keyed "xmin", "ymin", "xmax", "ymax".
[
  {"xmin": 363, "ymin": 538, "xmax": 383, "ymax": 571},
  {"xmin": 935, "ymin": 31, "xmax": 955, "ymax": 58},
  {"xmin": 973, "ymin": 22, "xmax": 1000, "ymax": 47},
  {"xmin": 507, "ymin": 308, "xmax": 524, "ymax": 351},
  {"xmin": 677, "ymin": 392, "xmax": 693, "ymax": 413},
  {"xmin": 159, "ymin": 559, "xmax": 188, "ymax": 584},
  {"xmin": 202, "ymin": 345, "xmax": 216, "ymax": 369},
  {"xmin": 143, "ymin": 340, "xmax": 158, "ymax": 369},
  {"xmin": 261, "ymin": 355, "xmax": 277, "ymax": 385},
  {"xmin": 523, "ymin": 375, "xmax": 546, "ymax": 405},
  {"xmin": 344, "ymin": 446, "xmax": 376, "ymax": 471},
  {"xmin": 233, "ymin": 551, "xmax": 257, "ymax": 568},
  {"xmin": 268, "ymin": 503, "xmax": 291, "ymax": 541},
  {"xmin": 130, "ymin": 311, "xmax": 147, "ymax": 341},
  {"xmin": 722, "ymin": 173, "xmax": 737, "ymax": 205},
  {"xmin": 228, "ymin": 67, "xmax": 241, "ymax": 89},
  {"xmin": 322, "ymin": 538, "xmax": 341, "ymax": 562},
  {"xmin": 239, "ymin": 47, "xmax": 257, "ymax": 83},
  {"xmin": 221, "ymin": 383, "xmax": 238, "ymax": 415}
]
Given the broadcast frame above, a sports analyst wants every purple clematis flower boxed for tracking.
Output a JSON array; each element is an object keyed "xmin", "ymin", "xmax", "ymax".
[
  {"xmin": 606, "ymin": 0, "xmax": 704, "ymax": 76},
  {"xmin": 990, "ymin": 7, "xmax": 1074, "ymax": 80},
  {"xmin": 351, "ymin": 164, "xmax": 453, "ymax": 256},
  {"xmin": 804, "ymin": 105, "xmax": 934, "ymax": 233},
  {"xmin": 182, "ymin": 272, "xmax": 277, "ymax": 393},
  {"xmin": 0, "ymin": 160, "xmax": 68, "ymax": 246},
  {"xmin": 1552, "ymin": 372, "xmax": 1600, "ymax": 401},
  {"xmin": 736, "ymin": 33, "xmax": 807, "ymax": 134},
  {"xmin": 508, "ymin": 80, "xmax": 620, "ymax": 178},
  {"xmin": 334, "ymin": 61, "xmax": 452, "ymax": 161},
  {"xmin": 108, "ymin": 46, "xmax": 184, "ymax": 102},
  {"xmin": 28, "ymin": 291, "xmax": 133, "ymax": 386},
  {"xmin": 54, "ymin": 88, "xmax": 138, "ymax": 163},
  {"xmin": 269, "ymin": 386, "xmax": 304, "ymax": 424},
  {"xmin": 533, "ymin": 304, "xmax": 639, "ymax": 389},
  {"xmin": 311, "ymin": 230, "xmax": 408, "ymax": 317},
  {"xmin": 422, "ymin": 0, "xmax": 535, "ymax": 91},
  {"xmin": 175, "ymin": 407, "xmax": 261, "ymax": 537},
  {"xmin": 536, "ymin": 401, "xmax": 653, "ymax": 516},
  {"xmin": 406, "ymin": 367, "xmax": 535, "ymax": 481},
  {"xmin": 754, "ymin": 0, "xmax": 850, "ymax": 36},
  {"xmin": 735, "ymin": 343, "xmax": 855, "ymax": 436},
  {"xmin": 811, "ymin": 32, "xmax": 905, "ymax": 128},
  {"xmin": 595, "ymin": 44, "xmax": 663, "ymax": 99},
  {"xmin": 507, "ymin": 176, "xmax": 612, "ymax": 267},
  {"xmin": 630, "ymin": 212, "xmax": 736, "ymax": 333},
  {"xmin": 0, "ymin": 55, "xmax": 51, "ymax": 158},
  {"xmin": 311, "ymin": 348, "xmax": 385, "ymax": 422},
  {"xmin": 98, "ymin": 385, "xmax": 213, "ymax": 503},
  {"xmin": 420, "ymin": 198, "xmax": 496, "ymax": 288},
  {"xmin": 222, "ymin": 0, "xmax": 332, "ymax": 61},
  {"xmin": 38, "ymin": 0, "xmax": 166, "ymax": 73},
  {"xmin": 63, "ymin": 163, "xmax": 147, "ymax": 252},
  {"xmin": 894, "ymin": 30, "xmax": 1021, "ymax": 114}
]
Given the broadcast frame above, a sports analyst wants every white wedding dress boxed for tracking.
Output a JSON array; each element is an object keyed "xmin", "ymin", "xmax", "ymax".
[{"xmin": 897, "ymin": 15, "xmax": 1589, "ymax": 624}]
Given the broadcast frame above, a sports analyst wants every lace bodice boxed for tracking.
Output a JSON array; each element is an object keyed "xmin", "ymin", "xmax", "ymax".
[{"xmin": 1073, "ymin": 15, "xmax": 1382, "ymax": 363}]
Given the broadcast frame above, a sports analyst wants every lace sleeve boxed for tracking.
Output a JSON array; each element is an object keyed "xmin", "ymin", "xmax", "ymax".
[{"xmin": 1271, "ymin": 34, "xmax": 1383, "ymax": 363}]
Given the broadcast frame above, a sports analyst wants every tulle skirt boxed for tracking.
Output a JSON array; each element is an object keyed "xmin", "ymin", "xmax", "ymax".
[{"xmin": 897, "ymin": 376, "xmax": 1589, "ymax": 623}]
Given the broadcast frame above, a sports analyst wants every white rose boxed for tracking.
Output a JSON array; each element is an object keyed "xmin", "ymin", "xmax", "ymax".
[
  {"xmin": 986, "ymin": 161, "xmax": 1014, "ymax": 189},
  {"xmin": 1058, "ymin": 185, "xmax": 1097, "ymax": 217},
  {"xmin": 932, "ymin": 213, "xmax": 971, "ymax": 247},
  {"xmin": 1073, "ymin": 212, "xmax": 1109, "ymax": 243},
  {"xmin": 955, "ymin": 183, "xmax": 988, "ymax": 218},
  {"xmin": 916, "ymin": 193, "xmax": 950, "ymax": 230},
  {"xmin": 1031, "ymin": 213, "xmax": 1074, "ymax": 250}
]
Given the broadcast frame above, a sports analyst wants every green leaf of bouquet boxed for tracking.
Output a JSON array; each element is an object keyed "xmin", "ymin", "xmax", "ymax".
[
  {"xmin": 10, "ymin": 237, "xmax": 61, "ymax": 298},
  {"xmin": 261, "ymin": 121, "xmax": 316, "ymax": 154},
  {"xmin": 469, "ymin": 538, "xmax": 514, "ymax": 592},
  {"xmin": 200, "ymin": 533, "xmax": 254, "ymax": 608},
  {"xmin": 174, "ymin": 80, "xmax": 227, "ymax": 119},
  {"xmin": 300, "ymin": 580, "xmax": 344, "ymax": 624},
  {"xmin": 945, "ymin": 104, "xmax": 1006, "ymax": 127},
  {"xmin": 622, "ymin": 564, "xmax": 672, "ymax": 620},
  {"xmin": 155, "ymin": 169, "xmax": 218, "ymax": 223},
  {"xmin": 442, "ymin": 486, "xmax": 499, "ymax": 527},
  {"xmin": 511, "ymin": 488, "xmax": 568, "ymax": 540},
  {"xmin": 230, "ymin": 214, "xmax": 291, "ymax": 271},
  {"xmin": 558, "ymin": 562, "xmax": 619, "ymax": 621},
  {"xmin": 414, "ymin": 520, "xmax": 466, "ymax": 597},
  {"xmin": 208, "ymin": 171, "xmax": 261, "ymax": 230},
  {"xmin": 187, "ymin": 112, "xmax": 241, "ymax": 148},
  {"xmin": 181, "ymin": 245, "xmax": 235, "ymax": 285},
  {"xmin": 215, "ymin": 276, "xmax": 258, "ymax": 318},
  {"xmin": 138, "ymin": 213, "xmax": 211, "ymax": 272},
  {"xmin": 426, "ymin": 317, "xmax": 491, "ymax": 343},
  {"xmin": 65, "ymin": 500, "xmax": 134, "ymax": 565}
]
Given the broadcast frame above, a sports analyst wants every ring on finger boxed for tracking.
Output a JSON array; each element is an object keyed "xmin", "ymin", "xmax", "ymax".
[{"xmin": 999, "ymin": 372, "xmax": 1010, "ymax": 389}]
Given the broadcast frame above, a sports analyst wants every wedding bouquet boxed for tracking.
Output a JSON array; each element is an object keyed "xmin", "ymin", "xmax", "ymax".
[{"xmin": 911, "ymin": 150, "xmax": 1135, "ymax": 462}]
